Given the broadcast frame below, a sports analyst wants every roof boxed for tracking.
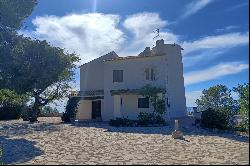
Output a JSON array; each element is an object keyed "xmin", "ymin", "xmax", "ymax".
[
  {"xmin": 79, "ymin": 39, "xmax": 184, "ymax": 65},
  {"xmin": 79, "ymin": 51, "xmax": 118, "ymax": 67},
  {"xmin": 103, "ymin": 54, "xmax": 165, "ymax": 62}
]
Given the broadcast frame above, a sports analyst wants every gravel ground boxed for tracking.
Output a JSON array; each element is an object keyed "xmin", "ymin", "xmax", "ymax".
[{"xmin": 0, "ymin": 117, "xmax": 249, "ymax": 165}]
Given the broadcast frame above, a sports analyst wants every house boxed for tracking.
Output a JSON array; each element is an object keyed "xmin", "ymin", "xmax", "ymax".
[{"xmin": 74, "ymin": 39, "xmax": 187, "ymax": 121}]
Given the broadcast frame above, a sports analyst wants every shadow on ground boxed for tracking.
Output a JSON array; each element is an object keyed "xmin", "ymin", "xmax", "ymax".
[
  {"xmin": 0, "ymin": 136, "xmax": 43, "ymax": 164},
  {"xmin": 70, "ymin": 119, "xmax": 249, "ymax": 143},
  {"xmin": 0, "ymin": 121, "xmax": 60, "ymax": 136}
]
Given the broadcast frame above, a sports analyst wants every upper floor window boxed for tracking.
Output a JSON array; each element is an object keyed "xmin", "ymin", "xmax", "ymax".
[
  {"xmin": 138, "ymin": 97, "xmax": 149, "ymax": 108},
  {"xmin": 151, "ymin": 68, "xmax": 156, "ymax": 80},
  {"xmin": 113, "ymin": 70, "xmax": 123, "ymax": 83},
  {"xmin": 145, "ymin": 68, "xmax": 150, "ymax": 80},
  {"xmin": 145, "ymin": 68, "xmax": 156, "ymax": 81}
]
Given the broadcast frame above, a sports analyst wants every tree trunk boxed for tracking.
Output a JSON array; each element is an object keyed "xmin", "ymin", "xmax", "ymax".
[
  {"xmin": 29, "ymin": 96, "xmax": 41, "ymax": 122},
  {"xmin": 29, "ymin": 104, "xmax": 39, "ymax": 122},
  {"xmin": 29, "ymin": 90, "xmax": 52, "ymax": 122}
]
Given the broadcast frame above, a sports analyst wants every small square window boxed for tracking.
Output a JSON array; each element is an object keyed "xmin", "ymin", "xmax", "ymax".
[
  {"xmin": 113, "ymin": 70, "xmax": 123, "ymax": 82},
  {"xmin": 138, "ymin": 97, "xmax": 149, "ymax": 108}
]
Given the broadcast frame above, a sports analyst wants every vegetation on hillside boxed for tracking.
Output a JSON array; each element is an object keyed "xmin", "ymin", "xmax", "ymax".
[
  {"xmin": 233, "ymin": 83, "xmax": 249, "ymax": 132},
  {"xmin": 196, "ymin": 84, "xmax": 249, "ymax": 132}
]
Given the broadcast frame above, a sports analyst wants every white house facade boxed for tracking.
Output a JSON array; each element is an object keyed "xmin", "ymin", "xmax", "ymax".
[{"xmin": 74, "ymin": 39, "xmax": 187, "ymax": 121}]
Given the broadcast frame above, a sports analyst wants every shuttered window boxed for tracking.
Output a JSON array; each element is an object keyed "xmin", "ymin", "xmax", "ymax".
[
  {"xmin": 151, "ymin": 68, "xmax": 156, "ymax": 80},
  {"xmin": 145, "ymin": 68, "xmax": 150, "ymax": 80},
  {"xmin": 145, "ymin": 68, "xmax": 156, "ymax": 81},
  {"xmin": 113, "ymin": 70, "xmax": 123, "ymax": 82}
]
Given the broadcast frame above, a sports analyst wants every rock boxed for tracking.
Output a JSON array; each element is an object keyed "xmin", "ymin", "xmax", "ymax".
[{"xmin": 172, "ymin": 130, "xmax": 184, "ymax": 139}]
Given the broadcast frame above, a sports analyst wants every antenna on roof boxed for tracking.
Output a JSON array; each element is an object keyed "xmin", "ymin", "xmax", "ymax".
[
  {"xmin": 153, "ymin": 28, "xmax": 160, "ymax": 40},
  {"xmin": 152, "ymin": 28, "xmax": 160, "ymax": 47}
]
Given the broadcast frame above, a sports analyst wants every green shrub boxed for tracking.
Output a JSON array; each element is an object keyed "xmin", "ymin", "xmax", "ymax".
[
  {"xmin": 139, "ymin": 84, "xmax": 166, "ymax": 115},
  {"xmin": 0, "ymin": 105, "xmax": 22, "ymax": 120},
  {"xmin": 61, "ymin": 112, "xmax": 70, "ymax": 122},
  {"xmin": 153, "ymin": 114, "xmax": 166, "ymax": 125},
  {"xmin": 109, "ymin": 118, "xmax": 135, "ymax": 127},
  {"xmin": 138, "ymin": 85, "xmax": 166, "ymax": 126},
  {"xmin": 137, "ymin": 112, "xmax": 153, "ymax": 126},
  {"xmin": 234, "ymin": 122, "xmax": 248, "ymax": 132},
  {"xmin": 62, "ymin": 97, "xmax": 80, "ymax": 122},
  {"xmin": 0, "ymin": 89, "xmax": 28, "ymax": 121},
  {"xmin": 137, "ymin": 112, "xmax": 166, "ymax": 126},
  {"xmin": 109, "ymin": 113, "xmax": 166, "ymax": 127},
  {"xmin": 233, "ymin": 83, "xmax": 249, "ymax": 133},
  {"xmin": 200, "ymin": 108, "xmax": 230, "ymax": 130}
]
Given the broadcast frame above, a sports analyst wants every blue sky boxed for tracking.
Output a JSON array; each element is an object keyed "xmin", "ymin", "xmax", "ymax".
[{"xmin": 21, "ymin": 0, "xmax": 249, "ymax": 108}]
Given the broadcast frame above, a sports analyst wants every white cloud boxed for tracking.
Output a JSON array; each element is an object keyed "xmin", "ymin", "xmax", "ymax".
[
  {"xmin": 182, "ymin": 32, "xmax": 249, "ymax": 68},
  {"xmin": 22, "ymin": 13, "xmax": 125, "ymax": 64},
  {"xmin": 182, "ymin": 32, "xmax": 249, "ymax": 55},
  {"xmin": 21, "ymin": 12, "xmax": 178, "ymax": 62},
  {"xmin": 21, "ymin": 12, "xmax": 248, "ymax": 63},
  {"xmin": 185, "ymin": 91, "xmax": 202, "ymax": 107},
  {"xmin": 184, "ymin": 62, "xmax": 249, "ymax": 86},
  {"xmin": 215, "ymin": 25, "xmax": 240, "ymax": 33},
  {"xmin": 224, "ymin": 1, "xmax": 249, "ymax": 12},
  {"xmin": 120, "ymin": 12, "xmax": 178, "ymax": 56},
  {"xmin": 123, "ymin": 12, "xmax": 167, "ymax": 40},
  {"xmin": 182, "ymin": 0, "xmax": 214, "ymax": 19},
  {"xmin": 183, "ymin": 49, "xmax": 225, "ymax": 67}
]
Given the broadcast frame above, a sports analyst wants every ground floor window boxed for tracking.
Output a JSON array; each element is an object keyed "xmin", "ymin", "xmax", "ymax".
[{"xmin": 138, "ymin": 97, "xmax": 149, "ymax": 108}]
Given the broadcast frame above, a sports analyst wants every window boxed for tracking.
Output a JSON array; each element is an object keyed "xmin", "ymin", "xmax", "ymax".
[
  {"xmin": 151, "ymin": 68, "xmax": 156, "ymax": 80},
  {"xmin": 145, "ymin": 68, "xmax": 150, "ymax": 80},
  {"xmin": 138, "ymin": 97, "xmax": 149, "ymax": 108},
  {"xmin": 113, "ymin": 70, "xmax": 123, "ymax": 82},
  {"xmin": 145, "ymin": 68, "xmax": 156, "ymax": 81}
]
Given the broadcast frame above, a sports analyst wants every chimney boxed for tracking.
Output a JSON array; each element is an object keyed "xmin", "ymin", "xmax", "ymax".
[{"xmin": 156, "ymin": 39, "xmax": 164, "ymax": 47}]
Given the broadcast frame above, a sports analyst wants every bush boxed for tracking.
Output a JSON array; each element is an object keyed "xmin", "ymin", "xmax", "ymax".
[
  {"xmin": 153, "ymin": 114, "xmax": 166, "ymax": 125},
  {"xmin": 109, "ymin": 113, "xmax": 166, "ymax": 127},
  {"xmin": 233, "ymin": 83, "xmax": 249, "ymax": 133},
  {"xmin": 0, "ymin": 105, "xmax": 22, "ymax": 120},
  {"xmin": 137, "ymin": 112, "xmax": 166, "ymax": 126},
  {"xmin": 200, "ymin": 108, "xmax": 230, "ymax": 130},
  {"xmin": 61, "ymin": 112, "xmax": 71, "ymax": 122},
  {"xmin": 0, "ymin": 89, "xmax": 28, "ymax": 120},
  {"xmin": 109, "ymin": 118, "xmax": 135, "ymax": 127},
  {"xmin": 137, "ymin": 112, "xmax": 153, "ymax": 126},
  {"xmin": 234, "ymin": 122, "xmax": 248, "ymax": 132},
  {"xmin": 62, "ymin": 97, "xmax": 80, "ymax": 123}
]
